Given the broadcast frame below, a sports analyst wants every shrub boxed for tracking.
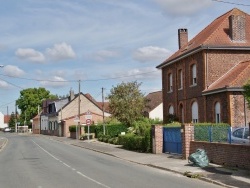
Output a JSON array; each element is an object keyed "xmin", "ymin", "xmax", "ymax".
[{"xmin": 69, "ymin": 125, "xmax": 76, "ymax": 132}]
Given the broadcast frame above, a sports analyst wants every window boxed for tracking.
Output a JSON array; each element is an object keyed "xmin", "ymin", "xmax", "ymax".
[
  {"xmin": 191, "ymin": 64, "xmax": 197, "ymax": 85},
  {"xmin": 191, "ymin": 101, "xmax": 198, "ymax": 123},
  {"xmin": 169, "ymin": 105, "xmax": 174, "ymax": 114},
  {"xmin": 178, "ymin": 69, "xmax": 183, "ymax": 89},
  {"xmin": 215, "ymin": 102, "xmax": 221, "ymax": 123},
  {"xmin": 168, "ymin": 73, "xmax": 173, "ymax": 92}
]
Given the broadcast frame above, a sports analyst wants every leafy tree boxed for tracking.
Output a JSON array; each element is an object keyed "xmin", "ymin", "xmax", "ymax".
[
  {"xmin": 8, "ymin": 112, "xmax": 16, "ymax": 128},
  {"xmin": 16, "ymin": 87, "xmax": 57, "ymax": 126},
  {"xmin": 107, "ymin": 81, "xmax": 147, "ymax": 127},
  {"xmin": 243, "ymin": 80, "xmax": 250, "ymax": 109}
]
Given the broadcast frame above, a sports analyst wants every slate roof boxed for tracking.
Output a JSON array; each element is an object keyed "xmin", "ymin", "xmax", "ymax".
[
  {"xmin": 144, "ymin": 91, "xmax": 162, "ymax": 112},
  {"xmin": 157, "ymin": 8, "xmax": 250, "ymax": 68}
]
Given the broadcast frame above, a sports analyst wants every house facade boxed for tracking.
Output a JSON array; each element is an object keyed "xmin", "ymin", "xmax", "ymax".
[
  {"xmin": 157, "ymin": 8, "xmax": 250, "ymax": 126},
  {"xmin": 40, "ymin": 90, "xmax": 111, "ymax": 137},
  {"xmin": 144, "ymin": 91, "xmax": 163, "ymax": 120}
]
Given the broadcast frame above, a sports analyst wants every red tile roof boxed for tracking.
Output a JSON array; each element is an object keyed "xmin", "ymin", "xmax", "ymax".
[
  {"xmin": 204, "ymin": 61, "xmax": 250, "ymax": 93},
  {"xmin": 157, "ymin": 8, "xmax": 250, "ymax": 68}
]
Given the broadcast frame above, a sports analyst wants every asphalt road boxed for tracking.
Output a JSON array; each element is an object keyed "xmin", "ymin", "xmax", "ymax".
[{"xmin": 0, "ymin": 133, "xmax": 222, "ymax": 188}]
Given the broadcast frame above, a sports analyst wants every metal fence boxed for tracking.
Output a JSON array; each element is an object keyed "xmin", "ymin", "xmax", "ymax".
[{"xmin": 194, "ymin": 125, "xmax": 231, "ymax": 143}]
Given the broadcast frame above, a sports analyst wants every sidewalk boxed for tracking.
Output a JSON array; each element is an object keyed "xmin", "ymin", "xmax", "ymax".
[{"xmin": 44, "ymin": 135, "xmax": 250, "ymax": 188}]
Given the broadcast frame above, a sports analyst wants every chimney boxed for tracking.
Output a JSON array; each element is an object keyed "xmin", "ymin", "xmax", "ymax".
[
  {"xmin": 178, "ymin": 28, "xmax": 188, "ymax": 49},
  {"xmin": 229, "ymin": 14, "xmax": 246, "ymax": 42},
  {"xmin": 69, "ymin": 89, "xmax": 74, "ymax": 101}
]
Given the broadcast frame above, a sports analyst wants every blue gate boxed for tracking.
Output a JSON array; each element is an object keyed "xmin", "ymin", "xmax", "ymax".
[{"xmin": 163, "ymin": 127, "xmax": 182, "ymax": 154}]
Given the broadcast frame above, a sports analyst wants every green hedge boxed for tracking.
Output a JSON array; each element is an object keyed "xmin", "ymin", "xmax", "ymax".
[
  {"xmin": 118, "ymin": 127, "xmax": 152, "ymax": 152},
  {"xmin": 194, "ymin": 123, "xmax": 230, "ymax": 142},
  {"xmin": 69, "ymin": 125, "xmax": 76, "ymax": 132}
]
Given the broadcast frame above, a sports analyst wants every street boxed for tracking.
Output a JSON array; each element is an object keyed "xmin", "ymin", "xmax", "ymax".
[{"xmin": 0, "ymin": 133, "xmax": 221, "ymax": 188}]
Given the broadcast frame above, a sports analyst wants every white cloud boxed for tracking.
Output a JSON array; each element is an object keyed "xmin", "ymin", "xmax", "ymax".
[
  {"xmin": 40, "ymin": 76, "xmax": 69, "ymax": 88},
  {"xmin": 0, "ymin": 80, "xmax": 9, "ymax": 88},
  {"xmin": 46, "ymin": 42, "xmax": 76, "ymax": 61},
  {"xmin": 3, "ymin": 65, "xmax": 25, "ymax": 77},
  {"xmin": 15, "ymin": 48, "xmax": 45, "ymax": 63},
  {"xmin": 95, "ymin": 50, "xmax": 120, "ymax": 61},
  {"xmin": 110, "ymin": 67, "xmax": 161, "ymax": 81},
  {"xmin": 133, "ymin": 46, "xmax": 171, "ymax": 62},
  {"xmin": 154, "ymin": 0, "xmax": 211, "ymax": 16}
]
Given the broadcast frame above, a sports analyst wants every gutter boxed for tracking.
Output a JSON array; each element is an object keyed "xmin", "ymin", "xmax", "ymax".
[
  {"xmin": 202, "ymin": 87, "xmax": 243, "ymax": 96},
  {"xmin": 157, "ymin": 45, "xmax": 250, "ymax": 69}
]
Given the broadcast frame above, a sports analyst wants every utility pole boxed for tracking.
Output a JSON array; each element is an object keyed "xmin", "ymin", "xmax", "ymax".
[
  {"xmin": 15, "ymin": 102, "xmax": 17, "ymax": 133},
  {"xmin": 77, "ymin": 80, "xmax": 81, "ymax": 139},
  {"xmin": 102, "ymin": 87, "xmax": 105, "ymax": 135}
]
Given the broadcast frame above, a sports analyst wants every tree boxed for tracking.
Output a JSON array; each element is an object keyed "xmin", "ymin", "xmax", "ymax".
[
  {"xmin": 16, "ymin": 87, "xmax": 57, "ymax": 126},
  {"xmin": 8, "ymin": 112, "xmax": 16, "ymax": 128},
  {"xmin": 107, "ymin": 81, "xmax": 147, "ymax": 127},
  {"xmin": 243, "ymin": 80, "xmax": 250, "ymax": 109}
]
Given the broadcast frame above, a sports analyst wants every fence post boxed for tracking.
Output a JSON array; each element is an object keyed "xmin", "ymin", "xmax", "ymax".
[
  {"xmin": 228, "ymin": 127, "xmax": 232, "ymax": 144},
  {"xmin": 151, "ymin": 125, "xmax": 163, "ymax": 154},
  {"xmin": 209, "ymin": 126, "xmax": 212, "ymax": 142},
  {"xmin": 181, "ymin": 124, "xmax": 194, "ymax": 159}
]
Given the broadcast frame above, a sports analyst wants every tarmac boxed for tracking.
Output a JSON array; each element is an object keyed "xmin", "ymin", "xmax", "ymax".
[{"xmin": 1, "ymin": 134, "xmax": 250, "ymax": 188}]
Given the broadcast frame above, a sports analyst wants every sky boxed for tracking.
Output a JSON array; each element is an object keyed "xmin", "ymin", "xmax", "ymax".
[{"xmin": 0, "ymin": 0, "xmax": 250, "ymax": 114}]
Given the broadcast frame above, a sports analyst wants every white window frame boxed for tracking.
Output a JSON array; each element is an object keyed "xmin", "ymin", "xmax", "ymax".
[
  {"xmin": 168, "ymin": 73, "xmax": 173, "ymax": 92},
  {"xmin": 169, "ymin": 105, "xmax": 174, "ymax": 114},
  {"xmin": 178, "ymin": 69, "xmax": 183, "ymax": 89},
  {"xmin": 192, "ymin": 101, "xmax": 198, "ymax": 123},
  {"xmin": 215, "ymin": 102, "xmax": 221, "ymax": 123},
  {"xmin": 192, "ymin": 64, "xmax": 197, "ymax": 85}
]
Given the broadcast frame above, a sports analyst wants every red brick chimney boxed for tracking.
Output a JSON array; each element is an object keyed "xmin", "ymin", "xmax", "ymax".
[
  {"xmin": 229, "ymin": 14, "xmax": 246, "ymax": 42},
  {"xmin": 178, "ymin": 28, "xmax": 188, "ymax": 49}
]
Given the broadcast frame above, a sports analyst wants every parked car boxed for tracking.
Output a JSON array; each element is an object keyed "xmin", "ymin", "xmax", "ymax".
[
  {"xmin": 3, "ymin": 127, "xmax": 11, "ymax": 132},
  {"xmin": 231, "ymin": 127, "xmax": 250, "ymax": 145}
]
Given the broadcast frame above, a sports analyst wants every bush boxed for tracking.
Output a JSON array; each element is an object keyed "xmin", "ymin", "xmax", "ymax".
[
  {"xmin": 194, "ymin": 123, "xmax": 230, "ymax": 142},
  {"xmin": 119, "ymin": 132, "xmax": 151, "ymax": 152},
  {"xmin": 69, "ymin": 125, "xmax": 76, "ymax": 132}
]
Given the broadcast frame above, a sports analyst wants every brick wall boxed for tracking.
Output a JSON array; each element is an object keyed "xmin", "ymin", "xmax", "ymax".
[
  {"xmin": 190, "ymin": 141, "xmax": 250, "ymax": 169},
  {"xmin": 152, "ymin": 125, "xmax": 163, "ymax": 154},
  {"xmin": 181, "ymin": 124, "xmax": 250, "ymax": 170}
]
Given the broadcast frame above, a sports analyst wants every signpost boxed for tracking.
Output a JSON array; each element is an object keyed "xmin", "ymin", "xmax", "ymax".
[{"xmin": 85, "ymin": 110, "xmax": 92, "ymax": 140}]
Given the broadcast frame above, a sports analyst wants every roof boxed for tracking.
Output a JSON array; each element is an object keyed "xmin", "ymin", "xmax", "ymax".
[
  {"xmin": 157, "ymin": 8, "xmax": 250, "ymax": 68},
  {"xmin": 144, "ymin": 91, "xmax": 162, "ymax": 112},
  {"xmin": 203, "ymin": 61, "xmax": 250, "ymax": 95},
  {"xmin": 4, "ymin": 115, "xmax": 11, "ymax": 124}
]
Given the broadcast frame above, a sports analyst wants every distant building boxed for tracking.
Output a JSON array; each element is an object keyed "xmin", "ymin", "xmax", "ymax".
[
  {"xmin": 144, "ymin": 91, "xmax": 163, "ymax": 120},
  {"xmin": 0, "ymin": 112, "xmax": 10, "ymax": 129}
]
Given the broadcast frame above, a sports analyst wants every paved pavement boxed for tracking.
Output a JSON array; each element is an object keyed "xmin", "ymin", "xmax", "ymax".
[{"xmin": 1, "ymin": 134, "xmax": 250, "ymax": 188}]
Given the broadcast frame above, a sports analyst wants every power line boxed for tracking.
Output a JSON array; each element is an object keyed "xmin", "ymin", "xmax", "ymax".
[
  {"xmin": 0, "ymin": 77, "xmax": 24, "ymax": 89},
  {"xmin": 212, "ymin": 0, "xmax": 250, "ymax": 6}
]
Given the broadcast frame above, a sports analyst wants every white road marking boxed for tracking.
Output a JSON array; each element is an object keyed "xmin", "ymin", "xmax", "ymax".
[{"xmin": 32, "ymin": 140, "xmax": 110, "ymax": 188}]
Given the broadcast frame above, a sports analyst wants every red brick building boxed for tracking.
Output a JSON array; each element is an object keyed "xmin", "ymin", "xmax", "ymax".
[{"xmin": 157, "ymin": 8, "xmax": 250, "ymax": 126}]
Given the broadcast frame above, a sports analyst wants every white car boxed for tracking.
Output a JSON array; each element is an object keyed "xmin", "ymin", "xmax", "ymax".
[
  {"xmin": 231, "ymin": 127, "xmax": 250, "ymax": 145},
  {"xmin": 3, "ymin": 127, "xmax": 11, "ymax": 132}
]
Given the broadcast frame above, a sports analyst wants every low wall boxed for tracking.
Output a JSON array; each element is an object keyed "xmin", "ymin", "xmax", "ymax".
[{"xmin": 190, "ymin": 141, "xmax": 250, "ymax": 169}]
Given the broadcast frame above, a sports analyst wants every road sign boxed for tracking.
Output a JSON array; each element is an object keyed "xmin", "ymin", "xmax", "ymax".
[
  {"xmin": 86, "ymin": 119, "xmax": 91, "ymax": 125},
  {"xmin": 74, "ymin": 116, "xmax": 80, "ymax": 122},
  {"xmin": 85, "ymin": 110, "xmax": 92, "ymax": 120}
]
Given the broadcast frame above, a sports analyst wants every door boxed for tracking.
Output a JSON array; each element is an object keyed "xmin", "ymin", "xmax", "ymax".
[{"xmin": 163, "ymin": 127, "xmax": 182, "ymax": 154}]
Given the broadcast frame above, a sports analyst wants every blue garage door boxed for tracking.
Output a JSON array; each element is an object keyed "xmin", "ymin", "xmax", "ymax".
[{"xmin": 163, "ymin": 127, "xmax": 182, "ymax": 154}]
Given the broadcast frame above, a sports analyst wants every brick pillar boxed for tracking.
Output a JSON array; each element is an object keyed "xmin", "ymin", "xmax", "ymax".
[
  {"xmin": 151, "ymin": 125, "xmax": 163, "ymax": 154},
  {"xmin": 181, "ymin": 124, "xmax": 194, "ymax": 159}
]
